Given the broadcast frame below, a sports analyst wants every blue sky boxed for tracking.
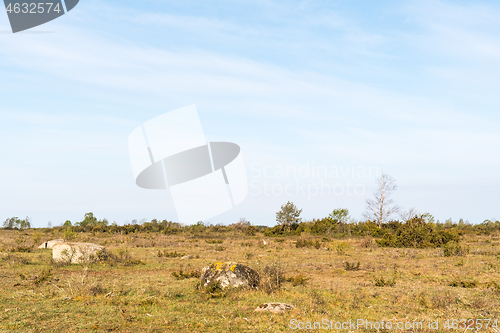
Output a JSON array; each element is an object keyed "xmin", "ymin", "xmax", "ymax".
[{"xmin": 1, "ymin": 0, "xmax": 499, "ymax": 227}]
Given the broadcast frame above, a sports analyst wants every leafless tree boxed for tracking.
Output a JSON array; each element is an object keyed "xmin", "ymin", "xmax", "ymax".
[
  {"xmin": 399, "ymin": 207, "xmax": 418, "ymax": 223},
  {"xmin": 363, "ymin": 173, "xmax": 400, "ymax": 227}
]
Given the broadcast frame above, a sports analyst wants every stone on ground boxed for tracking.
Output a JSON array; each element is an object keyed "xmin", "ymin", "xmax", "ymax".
[
  {"xmin": 254, "ymin": 303, "xmax": 294, "ymax": 314},
  {"xmin": 200, "ymin": 262, "xmax": 259, "ymax": 289},
  {"xmin": 52, "ymin": 242, "xmax": 106, "ymax": 264}
]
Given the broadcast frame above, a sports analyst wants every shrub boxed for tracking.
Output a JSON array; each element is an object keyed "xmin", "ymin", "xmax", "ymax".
[
  {"xmin": 18, "ymin": 269, "xmax": 52, "ymax": 285},
  {"xmin": 286, "ymin": 274, "xmax": 309, "ymax": 286},
  {"xmin": 449, "ymin": 279, "xmax": 478, "ymax": 288},
  {"xmin": 443, "ymin": 241, "xmax": 469, "ymax": 257},
  {"xmin": 243, "ymin": 226, "xmax": 259, "ymax": 236},
  {"xmin": 335, "ymin": 242, "xmax": 350, "ymax": 255},
  {"xmin": 374, "ymin": 271, "xmax": 397, "ymax": 287},
  {"xmin": 260, "ymin": 262, "xmax": 285, "ymax": 294},
  {"xmin": 376, "ymin": 218, "xmax": 460, "ymax": 248},
  {"xmin": 374, "ymin": 276, "xmax": 396, "ymax": 287},
  {"xmin": 172, "ymin": 269, "xmax": 200, "ymax": 280},
  {"xmin": 296, "ymin": 239, "xmax": 321, "ymax": 249}
]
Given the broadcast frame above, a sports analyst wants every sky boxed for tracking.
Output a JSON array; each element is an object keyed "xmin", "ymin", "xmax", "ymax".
[{"xmin": 1, "ymin": 0, "xmax": 499, "ymax": 227}]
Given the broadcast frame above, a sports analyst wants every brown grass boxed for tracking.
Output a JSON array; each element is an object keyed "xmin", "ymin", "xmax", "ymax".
[{"xmin": 0, "ymin": 229, "xmax": 499, "ymax": 332}]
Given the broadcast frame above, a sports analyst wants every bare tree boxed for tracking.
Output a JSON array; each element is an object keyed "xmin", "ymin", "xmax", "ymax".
[{"xmin": 363, "ymin": 173, "xmax": 400, "ymax": 227}]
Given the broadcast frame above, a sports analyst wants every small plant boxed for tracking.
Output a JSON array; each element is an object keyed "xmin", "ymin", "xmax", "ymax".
[
  {"xmin": 172, "ymin": 269, "xmax": 200, "ymax": 280},
  {"xmin": 18, "ymin": 269, "xmax": 52, "ymax": 285},
  {"xmin": 158, "ymin": 250, "xmax": 185, "ymax": 258},
  {"xmin": 336, "ymin": 242, "xmax": 350, "ymax": 255},
  {"xmin": 124, "ymin": 259, "xmax": 145, "ymax": 266},
  {"xmin": 205, "ymin": 239, "xmax": 223, "ymax": 244},
  {"xmin": 343, "ymin": 261, "xmax": 360, "ymax": 271},
  {"xmin": 286, "ymin": 274, "xmax": 310, "ymax": 286},
  {"xmin": 214, "ymin": 246, "xmax": 225, "ymax": 252},
  {"xmin": 274, "ymin": 238, "xmax": 285, "ymax": 243},
  {"xmin": 374, "ymin": 276, "xmax": 396, "ymax": 287},
  {"xmin": 203, "ymin": 280, "xmax": 225, "ymax": 298},
  {"xmin": 374, "ymin": 271, "xmax": 397, "ymax": 287}
]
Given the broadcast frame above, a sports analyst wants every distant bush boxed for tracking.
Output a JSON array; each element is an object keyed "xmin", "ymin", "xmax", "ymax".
[
  {"xmin": 376, "ymin": 217, "xmax": 460, "ymax": 248},
  {"xmin": 243, "ymin": 226, "xmax": 259, "ymax": 236},
  {"xmin": 296, "ymin": 239, "xmax": 321, "ymax": 249}
]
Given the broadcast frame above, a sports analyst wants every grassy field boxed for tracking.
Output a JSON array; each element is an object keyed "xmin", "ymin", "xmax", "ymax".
[{"xmin": 0, "ymin": 228, "xmax": 499, "ymax": 332}]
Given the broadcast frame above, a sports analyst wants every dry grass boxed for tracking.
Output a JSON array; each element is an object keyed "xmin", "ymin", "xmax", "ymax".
[{"xmin": 0, "ymin": 229, "xmax": 499, "ymax": 332}]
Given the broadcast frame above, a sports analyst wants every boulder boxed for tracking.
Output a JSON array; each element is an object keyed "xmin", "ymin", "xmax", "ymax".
[
  {"xmin": 200, "ymin": 262, "xmax": 259, "ymax": 289},
  {"xmin": 254, "ymin": 303, "xmax": 294, "ymax": 314},
  {"xmin": 38, "ymin": 239, "xmax": 65, "ymax": 249},
  {"xmin": 52, "ymin": 242, "xmax": 106, "ymax": 264}
]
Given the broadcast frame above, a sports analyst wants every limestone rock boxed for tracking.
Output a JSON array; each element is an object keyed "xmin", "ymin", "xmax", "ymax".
[
  {"xmin": 38, "ymin": 239, "xmax": 65, "ymax": 249},
  {"xmin": 200, "ymin": 262, "xmax": 259, "ymax": 289},
  {"xmin": 52, "ymin": 242, "xmax": 106, "ymax": 264},
  {"xmin": 254, "ymin": 303, "xmax": 294, "ymax": 314}
]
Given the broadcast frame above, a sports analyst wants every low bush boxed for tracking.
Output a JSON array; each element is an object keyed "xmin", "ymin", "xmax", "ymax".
[
  {"xmin": 374, "ymin": 271, "xmax": 397, "ymax": 287},
  {"xmin": 205, "ymin": 239, "xmax": 223, "ymax": 244},
  {"xmin": 296, "ymin": 239, "xmax": 321, "ymax": 249},
  {"xmin": 172, "ymin": 269, "xmax": 200, "ymax": 280},
  {"xmin": 286, "ymin": 274, "xmax": 309, "ymax": 286},
  {"xmin": 376, "ymin": 217, "xmax": 460, "ymax": 248},
  {"xmin": 443, "ymin": 241, "xmax": 469, "ymax": 257},
  {"xmin": 260, "ymin": 262, "xmax": 285, "ymax": 294},
  {"xmin": 335, "ymin": 242, "xmax": 350, "ymax": 255},
  {"xmin": 243, "ymin": 226, "xmax": 259, "ymax": 236},
  {"xmin": 449, "ymin": 279, "xmax": 478, "ymax": 288},
  {"xmin": 158, "ymin": 250, "xmax": 185, "ymax": 258}
]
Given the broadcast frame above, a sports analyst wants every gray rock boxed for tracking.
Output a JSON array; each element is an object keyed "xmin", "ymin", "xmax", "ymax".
[
  {"xmin": 200, "ymin": 262, "xmax": 259, "ymax": 289},
  {"xmin": 52, "ymin": 242, "xmax": 106, "ymax": 264},
  {"xmin": 254, "ymin": 303, "xmax": 294, "ymax": 314}
]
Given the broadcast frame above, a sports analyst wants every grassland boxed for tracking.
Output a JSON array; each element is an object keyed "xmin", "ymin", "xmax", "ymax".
[{"xmin": 0, "ymin": 228, "xmax": 499, "ymax": 332}]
